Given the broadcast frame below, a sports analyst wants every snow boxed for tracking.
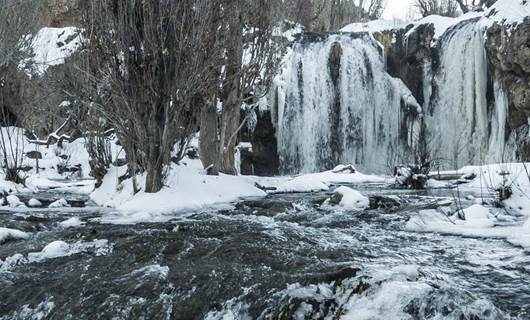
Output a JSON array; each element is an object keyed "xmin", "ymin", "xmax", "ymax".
[
  {"xmin": 405, "ymin": 12, "xmax": 482, "ymax": 40},
  {"xmin": 0, "ymin": 227, "xmax": 29, "ymax": 244},
  {"xmin": 341, "ymin": 19, "xmax": 407, "ymax": 33},
  {"xmin": 0, "ymin": 127, "xmax": 94, "ymax": 185},
  {"xmin": 49, "ymin": 198, "xmax": 70, "ymax": 208},
  {"xmin": 59, "ymin": 217, "xmax": 85, "ymax": 228},
  {"xmin": 92, "ymin": 157, "xmax": 385, "ymax": 224},
  {"xmin": 21, "ymin": 27, "xmax": 83, "ymax": 76},
  {"xmin": 327, "ymin": 186, "xmax": 369, "ymax": 210},
  {"xmin": 486, "ymin": 0, "xmax": 530, "ymax": 26},
  {"xmin": 254, "ymin": 169, "xmax": 385, "ymax": 194},
  {"xmin": 406, "ymin": 162, "xmax": 530, "ymax": 251},
  {"xmin": 6, "ymin": 195, "xmax": 25, "ymax": 208},
  {"xmin": 29, "ymin": 241, "xmax": 71, "ymax": 261},
  {"xmin": 28, "ymin": 198, "xmax": 42, "ymax": 207},
  {"xmin": 93, "ymin": 160, "xmax": 267, "ymax": 224},
  {"xmin": 459, "ymin": 204, "xmax": 495, "ymax": 228},
  {"xmin": 1, "ymin": 239, "xmax": 112, "ymax": 272}
]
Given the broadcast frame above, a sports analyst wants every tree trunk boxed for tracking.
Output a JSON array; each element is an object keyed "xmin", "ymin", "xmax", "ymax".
[
  {"xmin": 145, "ymin": 161, "xmax": 164, "ymax": 193},
  {"xmin": 219, "ymin": 79, "xmax": 241, "ymax": 175},
  {"xmin": 144, "ymin": 114, "xmax": 164, "ymax": 193},
  {"xmin": 199, "ymin": 100, "xmax": 220, "ymax": 175}
]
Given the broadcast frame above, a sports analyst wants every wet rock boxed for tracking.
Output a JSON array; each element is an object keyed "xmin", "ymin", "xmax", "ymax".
[
  {"xmin": 305, "ymin": 267, "xmax": 360, "ymax": 286},
  {"xmin": 26, "ymin": 151, "xmax": 42, "ymax": 159},
  {"xmin": 328, "ymin": 191, "xmax": 343, "ymax": 206},
  {"xmin": 235, "ymin": 199, "xmax": 294, "ymax": 216},
  {"xmin": 369, "ymin": 195, "xmax": 401, "ymax": 209}
]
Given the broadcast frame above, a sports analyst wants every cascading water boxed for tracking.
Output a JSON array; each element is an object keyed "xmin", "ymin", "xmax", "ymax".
[
  {"xmin": 269, "ymin": 33, "xmax": 421, "ymax": 174},
  {"xmin": 424, "ymin": 18, "xmax": 514, "ymax": 169}
]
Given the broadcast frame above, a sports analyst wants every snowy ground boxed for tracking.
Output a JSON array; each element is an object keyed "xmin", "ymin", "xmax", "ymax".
[
  {"xmin": 407, "ymin": 163, "xmax": 530, "ymax": 251},
  {"xmin": 341, "ymin": 0, "xmax": 529, "ymax": 42}
]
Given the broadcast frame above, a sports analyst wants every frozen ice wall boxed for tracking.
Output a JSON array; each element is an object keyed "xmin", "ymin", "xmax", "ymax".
[
  {"xmin": 270, "ymin": 33, "xmax": 421, "ymax": 174},
  {"xmin": 425, "ymin": 19, "xmax": 514, "ymax": 169}
]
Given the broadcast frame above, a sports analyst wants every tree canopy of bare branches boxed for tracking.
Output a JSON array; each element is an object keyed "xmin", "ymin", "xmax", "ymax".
[
  {"xmin": 199, "ymin": 0, "xmax": 282, "ymax": 175},
  {"xmin": 82, "ymin": 0, "xmax": 220, "ymax": 193},
  {"xmin": 414, "ymin": 0, "xmax": 459, "ymax": 17},
  {"xmin": 275, "ymin": 0, "xmax": 385, "ymax": 31}
]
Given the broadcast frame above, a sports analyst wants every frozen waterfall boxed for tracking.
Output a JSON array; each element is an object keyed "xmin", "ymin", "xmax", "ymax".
[
  {"xmin": 426, "ymin": 19, "xmax": 514, "ymax": 169},
  {"xmin": 269, "ymin": 33, "xmax": 421, "ymax": 174}
]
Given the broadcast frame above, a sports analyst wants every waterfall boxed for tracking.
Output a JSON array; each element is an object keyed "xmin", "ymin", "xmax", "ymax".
[
  {"xmin": 270, "ymin": 33, "xmax": 421, "ymax": 174},
  {"xmin": 426, "ymin": 19, "xmax": 514, "ymax": 169}
]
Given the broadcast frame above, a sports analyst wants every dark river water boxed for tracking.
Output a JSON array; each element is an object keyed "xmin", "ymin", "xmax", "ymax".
[{"xmin": 0, "ymin": 183, "xmax": 529, "ymax": 319}]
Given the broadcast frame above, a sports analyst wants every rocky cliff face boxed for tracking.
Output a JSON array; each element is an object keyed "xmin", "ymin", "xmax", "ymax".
[{"xmin": 486, "ymin": 21, "xmax": 530, "ymax": 159}]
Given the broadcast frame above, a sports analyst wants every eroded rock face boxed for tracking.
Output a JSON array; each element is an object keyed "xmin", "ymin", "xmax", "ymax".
[
  {"xmin": 486, "ymin": 21, "xmax": 530, "ymax": 159},
  {"xmin": 374, "ymin": 23, "xmax": 435, "ymax": 106}
]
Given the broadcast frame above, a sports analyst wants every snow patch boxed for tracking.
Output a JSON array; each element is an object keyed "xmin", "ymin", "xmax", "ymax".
[
  {"xmin": 0, "ymin": 227, "xmax": 29, "ymax": 244},
  {"xmin": 0, "ymin": 239, "xmax": 112, "ymax": 272},
  {"xmin": 59, "ymin": 217, "xmax": 85, "ymax": 228},
  {"xmin": 49, "ymin": 198, "xmax": 70, "ymax": 208},
  {"xmin": 28, "ymin": 198, "xmax": 43, "ymax": 207},
  {"xmin": 21, "ymin": 27, "xmax": 83, "ymax": 76}
]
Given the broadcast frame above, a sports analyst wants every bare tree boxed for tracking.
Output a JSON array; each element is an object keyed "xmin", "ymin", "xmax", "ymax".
[
  {"xmin": 199, "ymin": 0, "xmax": 282, "ymax": 175},
  {"xmin": 82, "ymin": 0, "xmax": 219, "ymax": 193},
  {"xmin": 414, "ymin": 0, "xmax": 459, "ymax": 17},
  {"xmin": 0, "ymin": 0, "xmax": 43, "ymax": 183},
  {"xmin": 454, "ymin": 0, "xmax": 497, "ymax": 13}
]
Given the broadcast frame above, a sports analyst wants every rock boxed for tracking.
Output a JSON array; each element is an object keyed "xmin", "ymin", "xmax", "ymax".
[
  {"xmin": 28, "ymin": 198, "xmax": 43, "ymax": 207},
  {"xmin": 26, "ymin": 151, "xmax": 42, "ymax": 159},
  {"xmin": 369, "ymin": 195, "xmax": 401, "ymax": 209},
  {"xmin": 6, "ymin": 195, "xmax": 26, "ymax": 208},
  {"xmin": 235, "ymin": 199, "xmax": 293, "ymax": 216},
  {"xmin": 240, "ymin": 110, "xmax": 280, "ymax": 176},
  {"xmin": 332, "ymin": 164, "xmax": 356, "ymax": 174},
  {"xmin": 328, "ymin": 191, "xmax": 343, "ymax": 206},
  {"xmin": 326, "ymin": 186, "xmax": 369, "ymax": 210},
  {"xmin": 49, "ymin": 198, "xmax": 70, "ymax": 208},
  {"xmin": 394, "ymin": 164, "xmax": 430, "ymax": 189}
]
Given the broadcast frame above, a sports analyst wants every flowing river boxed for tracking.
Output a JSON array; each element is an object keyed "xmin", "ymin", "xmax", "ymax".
[{"xmin": 1, "ymin": 183, "xmax": 529, "ymax": 319}]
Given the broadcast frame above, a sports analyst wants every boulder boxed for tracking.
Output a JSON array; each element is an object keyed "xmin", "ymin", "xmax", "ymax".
[
  {"xmin": 369, "ymin": 195, "xmax": 401, "ymax": 209},
  {"xmin": 394, "ymin": 164, "xmax": 430, "ymax": 189},
  {"xmin": 327, "ymin": 186, "xmax": 369, "ymax": 210},
  {"xmin": 6, "ymin": 195, "xmax": 26, "ymax": 208},
  {"xmin": 28, "ymin": 198, "xmax": 43, "ymax": 208},
  {"xmin": 26, "ymin": 151, "xmax": 42, "ymax": 159}
]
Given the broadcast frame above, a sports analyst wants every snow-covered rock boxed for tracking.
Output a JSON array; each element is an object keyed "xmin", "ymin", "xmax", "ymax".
[
  {"xmin": 28, "ymin": 198, "xmax": 43, "ymax": 207},
  {"xmin": 29, "ymin": 241, "xmax": 71, "ymax": 261},
  {"xmin": 458, "ymin": 204, "xmax": 495, "ymax": 228},
  {"xmin": 6, "ymin": 195, "xmax": 26, "ymax": 208},
  {"xmin": 0, "ymin": 227, "xmax": 29, "ymax": 244},
  {"xmin": 341, "ymin": 19, "xmax": 406, "ymax": 33},
  {"xmin": 49, "ymin": 198, "xmax": 70, "ymax": 208},
  {"xmin": 59, "ymin": 217, "xmax": 85, "ymax": 228},
  {"xmin": 327, "ymin": 186, "xmax": 369, "ymax": 211},
  {"xmin": 21, "ymin": 27, "xmax": 83, "ymax": 76}
]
